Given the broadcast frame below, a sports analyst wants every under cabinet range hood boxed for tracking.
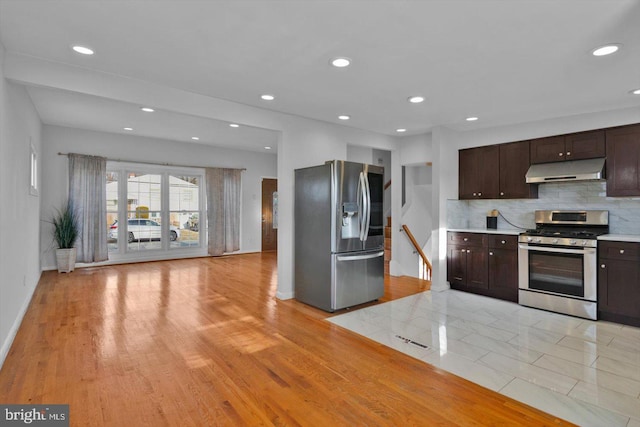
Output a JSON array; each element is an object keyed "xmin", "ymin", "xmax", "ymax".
[{"xmin": 525, "ymin": 158, "xmax": 605, "ymax": 184}]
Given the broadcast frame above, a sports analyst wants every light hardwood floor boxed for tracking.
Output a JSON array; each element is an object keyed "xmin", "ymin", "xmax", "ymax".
[{"xmin": 0, "ymin": 253, "xmax": 574, "ymax": 426}]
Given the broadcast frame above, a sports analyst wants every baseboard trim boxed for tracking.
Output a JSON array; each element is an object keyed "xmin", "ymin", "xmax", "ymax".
[
  {"xmin": 0, "ymin": 287, "xmax": 36, "ymax": 370},
  {"xmin": 276, "ymin": 291, "xmax": 295, "ymax": 300}
]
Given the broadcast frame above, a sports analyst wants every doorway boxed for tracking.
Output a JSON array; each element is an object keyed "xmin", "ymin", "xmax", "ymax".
[{"xmin": 261, "ymin": 178, "xmax": 278, "ymax": 252}]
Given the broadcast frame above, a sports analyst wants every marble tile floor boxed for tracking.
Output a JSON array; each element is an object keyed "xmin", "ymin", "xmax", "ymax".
[{"xmin": 327, "ymin": 290, "xmax": 640, "ymax": 427}]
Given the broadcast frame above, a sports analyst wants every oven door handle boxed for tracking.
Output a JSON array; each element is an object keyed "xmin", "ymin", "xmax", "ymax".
[{"xmin": 518, "ymin": 243, "xmax": 596, "ymax": 255}]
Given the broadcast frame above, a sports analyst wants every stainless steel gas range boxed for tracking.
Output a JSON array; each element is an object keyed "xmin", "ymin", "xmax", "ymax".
[{"xmin": 518, "ymin": 210, "xmax": 609, "ymax": 320}]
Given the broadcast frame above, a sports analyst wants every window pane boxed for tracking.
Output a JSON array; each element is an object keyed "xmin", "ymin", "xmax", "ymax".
[
  {"xmin": 127, "ymin": 173, "xmax": 162, "ymax": 251},
  {"xmin": 170, "ymin": 175, "xmax": 200, "ymax": 249},
  {"xmin": 170, "ymin": 211, "xmax": 198, "ymax": 248},
  {"xmin": 107, "ymin": 172, "xmax": 119, "ymax": 252}
]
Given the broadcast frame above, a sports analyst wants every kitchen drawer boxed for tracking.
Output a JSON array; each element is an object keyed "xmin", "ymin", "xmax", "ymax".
[
  {"xmin": 599, "ymin": 241, "xmax": 640, "ymax": 261},
  {"xmin": 487, "ymin": 234, "xmax": 518, "ymax": 250},
  {"xmin": 447, "ymin": 232, "xmax": 487, "ymax": 247}
]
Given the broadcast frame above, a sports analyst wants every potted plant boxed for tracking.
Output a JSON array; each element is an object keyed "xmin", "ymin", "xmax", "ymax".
[{"xmin": 52, "ymin": 202, "xmax": 79, "ymax": 273}]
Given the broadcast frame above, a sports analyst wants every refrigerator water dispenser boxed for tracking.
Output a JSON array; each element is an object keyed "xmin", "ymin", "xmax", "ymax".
[{"xmin": 342, "ymin": 202, "xmax": 358, "ymax": 238}]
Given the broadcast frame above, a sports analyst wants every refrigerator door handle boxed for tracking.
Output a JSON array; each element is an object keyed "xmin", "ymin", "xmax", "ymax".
[
  {"xmin": 337, "ymin": 251, "xmax": 384, "ymax": 261},
  {"xmin": 363, "ymin": 172, "xmax": 371, "ymax": 241},
  {"xmin": 358, "ymin": 172, "xmax": 367, "ymax": 241}
]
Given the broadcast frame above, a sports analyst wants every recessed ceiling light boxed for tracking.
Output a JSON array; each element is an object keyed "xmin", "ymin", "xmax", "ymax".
[
  {"xmin": 630, "ymin": 88, "xmax": 640, "ymax": 95},
  {"xmin": 408, "ymin": 96, "xmax": 425, "ymax": 103},
  {"xmin": 72, "ymin": 45, "xmax": 94, "ymax": 55},
  {"xmin": 264, "ymin": 146, "xmax": 272, "ymax": 150},
  {"xmin": 466, "ymin": 116, "xmax": 479, "ymax": 121},
  {"xmin": 592, "ymin": 44, "xmax": 621, "ymax": 57},
  {"xmin": 191, "ymin": 137, "xmax": 200, "ymax": 141},
  {"xmin": 123, "ymin": 127, "xmax": 133, "ymax": 131},
  {"xmin": 229, "ymin": 123, "xmax": 240, "ymax": 128},
  {"xmin": 338, "ymin": 115, "xmax": 350, "ymax": 120},
  {"xmin": 330, "ymin": 57, "xmax": 351, "ymax": 68},
  {"xmin": 261, "ymin": 94, "xmax": 275, "ymax": 101},
  {"xmin": 396, "ymin": 128, "xmax": 407, "ymax": 133},
  {"xmin": 141, "ymin": 107, "xmax": 154, "ymax": 112}
]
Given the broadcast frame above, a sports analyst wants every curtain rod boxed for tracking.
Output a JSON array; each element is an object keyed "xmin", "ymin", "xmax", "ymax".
[{"xmin": 57, "ymin": 152, "xmax": 246, "ymax": 171}]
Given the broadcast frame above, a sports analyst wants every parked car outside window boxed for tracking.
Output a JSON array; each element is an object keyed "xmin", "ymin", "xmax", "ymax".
[{"xmin": 108, "ymin": 219, "xmax": 180, "ymax": 243}]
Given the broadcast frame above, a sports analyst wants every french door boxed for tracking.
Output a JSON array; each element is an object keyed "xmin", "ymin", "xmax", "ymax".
[{"xmin": 106, "ymin": 162, "xmax": 206, "ymax": 261}]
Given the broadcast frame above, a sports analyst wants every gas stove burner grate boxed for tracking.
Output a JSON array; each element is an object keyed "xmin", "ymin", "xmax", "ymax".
[{"xmin": 522, "ymin": 229, "xmax": 606, "ymax": 239}]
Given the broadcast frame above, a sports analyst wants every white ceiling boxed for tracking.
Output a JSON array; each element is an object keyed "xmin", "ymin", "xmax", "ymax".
[{"xmin": 1, "ymin": 0, "xmax": 639, "ymax": 150}]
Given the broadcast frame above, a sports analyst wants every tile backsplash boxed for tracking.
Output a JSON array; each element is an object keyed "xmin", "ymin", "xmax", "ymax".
[{"xmin": 447, "ymin": 181, "xmax": 640, "ymax": 234}]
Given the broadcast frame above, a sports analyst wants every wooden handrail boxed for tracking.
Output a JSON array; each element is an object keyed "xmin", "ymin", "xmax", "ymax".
[
  {"xmin": 384, "ymin": 180, "xmax": 391, "ymax": 190},
  {"xmin": 401, "ymin": 224, "xmax": 432, "ymax": 280}
]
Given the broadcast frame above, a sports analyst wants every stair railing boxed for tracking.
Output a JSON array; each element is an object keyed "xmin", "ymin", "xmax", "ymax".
[{"xmin": 401, "ymin": 224, "xmax": 432, "ymax": 281}]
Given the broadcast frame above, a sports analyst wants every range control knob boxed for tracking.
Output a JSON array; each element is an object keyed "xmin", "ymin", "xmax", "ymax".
[
  {"xmin": 582, "ymin": 240, "xmax": 588, "ymax": 246},
  {"xmin": 552, "ymin": 238, "xmax": 559, "ymax": 244},
  {"xmin": 535, "ymin": 238, "xmax": 542, "ymax": 243},
  {"xmin": 527, "ymin": 237, "xmax": 533, "ymax": 242},
  {"xmin": 570, "ymin": 240, "xmax": 577, "ymax": 245}
]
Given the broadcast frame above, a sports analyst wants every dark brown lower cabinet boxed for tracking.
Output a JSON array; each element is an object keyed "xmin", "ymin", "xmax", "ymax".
[
  {"xmin": 487, "ymin": 235, "xmax": 518, "ymax": 302},
  {"xmin": 598, "ymin": 241, "xmax": 640, "ymax": 327},
  {"xmin": 447, "ymin": 233, "xmax": 488, "ymax": 290},
  {"xmin": 447, "ymin": 232, "xmax": 518, "ymax": 302}
]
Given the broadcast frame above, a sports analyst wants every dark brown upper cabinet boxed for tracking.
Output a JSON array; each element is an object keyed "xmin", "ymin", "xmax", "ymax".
[
  {"xmin": 459, "ymin": 141, "xmax": 537, "ymax": 200},
  {"xmin": 529, "ymin": 135, "xmax": 566, "ymax": 164},
  {"xmin": 606, "ymin": 124, "xmax": 640, "ymax": 197},
  {"xmin": 498, "ymin": 140, "xmax": 538, "ymax": 199},
  {"xmin": 458, "ymin": 145, "xmax": 499, "ymax": 199},
  {"xmin": 566, "ymin": 130, "xmax": 606, "ymax": 160},
  {"xmin": 530, "ymin": 130, "xmax": 605, "ymax": 164}
]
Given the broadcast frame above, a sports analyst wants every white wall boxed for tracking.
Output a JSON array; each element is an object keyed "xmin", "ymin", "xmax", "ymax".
[
  {"xmin": 389, "ymin": 133, "xmax": 433, "ymax": 277},
  {"xmin": 346, "ymin": 145, "xmax": 373, "ymax": 164},
  {"xmin": 398, "ymin": 165, "xmax": 433, "ymax": 276},
  {"xmin": 454, "ymin": 107, "xmax": 640, "ymax": 151},
  {"xmin": 399, "ymin": 133, "xmax": 433, "ymax": 166},
  {"xmin": 0, "ymin": 43, "xmax": 43, "ymax": 367},
  {"xmin": 40, "ymin": 125, "xmax": 277, "ymax": 269}
]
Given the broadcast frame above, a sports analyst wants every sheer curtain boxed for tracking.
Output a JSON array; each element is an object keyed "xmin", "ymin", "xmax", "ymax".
[
  {"xmin": 68, "ymin": 153, "xmax": 108, "ymax": 263},
  {"xmin": 206, "ymin": 168, "xmax": 242, "ymax": 256}
]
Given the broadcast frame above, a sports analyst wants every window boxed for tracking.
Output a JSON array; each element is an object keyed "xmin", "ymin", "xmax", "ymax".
[
  {"xmin": 106, "ymin": 172, "xmax": 118, "ymax": 252},
  {"xmin": 127, "ymin": 172, "xmax": 162, "ymax": 251},
  {"xmin": 29, "ymin": 142, "xmax": 38, "ymax": 196},
  {"xmin": 170, "ymin": 175, "xmax": 200, "ymax": 248},
  {"xmin": 106, "ymin": 162, "xmax": 205, "ymax": 261}
]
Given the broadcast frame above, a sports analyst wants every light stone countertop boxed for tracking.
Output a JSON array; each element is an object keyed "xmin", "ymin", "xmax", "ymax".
[
  {"xmin": 598, "ymin": 234, "xmax": 640, "ymax": 243},
  {"xmin": 447, "ymin": 228, "xmax": 523, "ymax": 236}
]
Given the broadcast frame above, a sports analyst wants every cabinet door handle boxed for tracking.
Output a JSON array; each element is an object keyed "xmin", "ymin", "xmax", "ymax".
[
  {"xmin": 489, "ymin": 251, "xmax": 494, "ymax": 256},
  {"xmin": 472, "ymin": 192, "xmax": 477, "ymax": 196},
  {"xmin": 466, "ymin": 250, "xmax": 471, "ymax": 253},
  {"xmin": 566, "ymin": 151, "xmax": 571, "ymax": 156},
  {"xmin": 500, "ymin": 192, "xmax": 505, "ymax": 196},
  {"xmin": 501, "ymin": 240, "xmax": 506, "ymax": 244},
  {"xmin": 478, "ymin": 192, "xmax": 482, "ymax": 196},
  {"xmin": 559, "ymin": 152, "xmax": 564, "ymax": 157},
  {"xmin": 620, "ymin": 249, "xmax": 625, "ymax": 254},
  {"xmin": 463, "ymin": 237, "xmax": 468, "ymax": 241},
  {"xmin": 601, "ymin": 264, "xmax": 606, "ymax": 269}
]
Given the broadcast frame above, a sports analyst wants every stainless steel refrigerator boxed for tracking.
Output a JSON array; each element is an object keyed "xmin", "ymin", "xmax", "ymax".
[{"xmin": 294, "ymin": 160, "xmax": 385, "ymax": 312}]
